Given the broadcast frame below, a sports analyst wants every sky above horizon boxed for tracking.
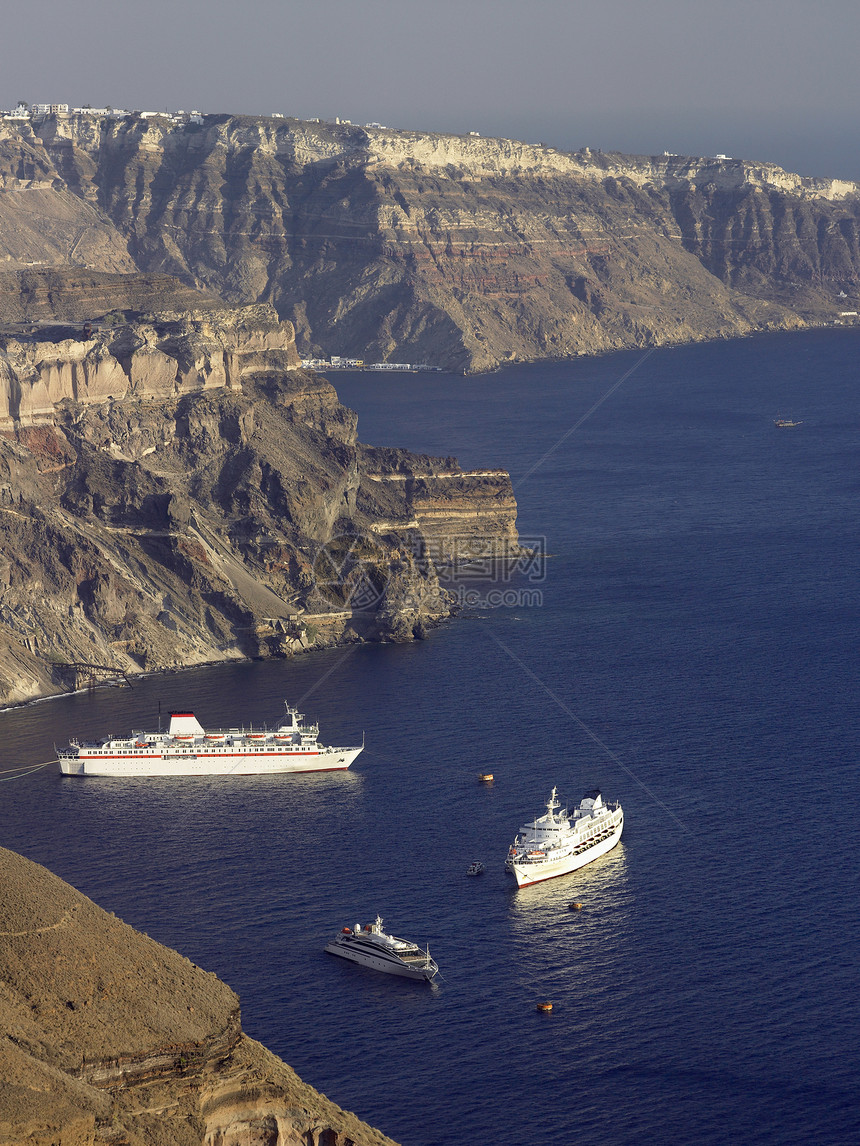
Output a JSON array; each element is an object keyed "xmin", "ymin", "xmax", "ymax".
[{"xmin": 4, "ymin": 0, "xmax": 858, "ymax": 181}]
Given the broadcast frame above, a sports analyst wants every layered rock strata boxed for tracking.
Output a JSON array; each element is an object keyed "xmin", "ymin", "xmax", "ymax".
[
  {"xmin": 0, "ymin": 307, "xmax": 519, "ymax": 704},
  {"xmin": 0, "ymin": 267, "xmax": 223, "ymax": 327},
  {"xmin": 363, "ymin": 460, "xmax": 518, "ymax": 553},
  {"xmin": 0, "ymin": 845, "xmax": 398, "ymax": 1146},
  {"xmin": 0, "ymin": 302, "xmax": 300, "ymax": 425},
  {"xmin": 3, "ymin": 115, "xmax": 859, "ymax": 369}
]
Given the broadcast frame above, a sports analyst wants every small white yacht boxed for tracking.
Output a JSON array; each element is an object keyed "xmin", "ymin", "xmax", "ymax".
[{"xmin": 325, "ymin": 916, "xmax": 438, "ymax": 981}]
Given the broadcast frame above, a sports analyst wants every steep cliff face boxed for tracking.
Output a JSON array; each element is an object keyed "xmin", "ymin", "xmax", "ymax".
[
  {"xmin": 0, "ymin": 267, "xmax": 223, "ymax": 326},
  {"xmin": 3, "ymin": 114, "xmax": 858, "ymax": 370},
  {"xmin": 0, "ymin": 846, "xmax": 398, "ymax": 1146},
  {"xmin": 361, "ymin": 454, "xmax": 519, "ymax": 554},
  {"xmin": 0, "ymin": 303, "xmax": 300, "ymax": 425},
  {"xmin": 0, "ymin": 122, "xmax": 135, "ymax": 275},
  {"xmin": 0, "ymin": 306, "xmax": 519, "ymax": 704}
]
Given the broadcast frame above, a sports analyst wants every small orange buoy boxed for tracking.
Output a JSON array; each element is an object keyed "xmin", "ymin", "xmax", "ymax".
[
  {"xmin": 478, "ymin": 773, "xmax": 494, "ymax": 782},
  {"xmin": 569, "ymin": 902, "xmax": 583, "ymax": 911},
  {"xmin": 536, "ymin": 1001, "xmax": 553, "ymax": 1012}
]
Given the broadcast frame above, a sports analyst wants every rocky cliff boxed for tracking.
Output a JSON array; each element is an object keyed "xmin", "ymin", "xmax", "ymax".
[
  {"xmin": 0, "ymin": 845, "xmax": 398, "ymax": 1146},
  {"xmin": 3, "ymin": 114, "xmax": 859, "ymax": 370},
  {"xmin": 0, "ymin": 267, "xmax": 223, "ymax": 327},
  {"xmin": 0, "ymin": 303, "xmax": 519, "ymax": 705}
]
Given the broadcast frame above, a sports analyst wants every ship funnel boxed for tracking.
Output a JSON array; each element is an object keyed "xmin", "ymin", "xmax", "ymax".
[{"xmin": 168, "ymin": 712, "xmax": 205, "ymax": 736}]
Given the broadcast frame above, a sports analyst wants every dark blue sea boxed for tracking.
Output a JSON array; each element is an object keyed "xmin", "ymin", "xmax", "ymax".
[{"xmin": 2, "ymin": 330, "xmax": 859, "ymax": 1145}]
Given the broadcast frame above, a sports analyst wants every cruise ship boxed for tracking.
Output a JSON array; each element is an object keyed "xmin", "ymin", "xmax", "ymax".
[
  {"xmin": 57, "ymin": 702, "xmax": 363, "ymax": 777},
  {"xmin": 325, "ymin": 916, "xmax": 439, "ymax": 981},
  {"xmin": 506, "ymin": 787, "xmax": 623, "ymax": 888}
]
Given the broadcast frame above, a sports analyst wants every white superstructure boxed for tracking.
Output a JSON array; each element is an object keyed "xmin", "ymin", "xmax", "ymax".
[
  {"xmin": 506, "ymin": 787, "xmax": 623, "ymax": 888},
  {"xmin": 57, "ymin": 702, "xmax": 363, "ymax": 777},
  {"xmin": 325, "ymin": 916, "xmax": 438, "ymax": 981}
]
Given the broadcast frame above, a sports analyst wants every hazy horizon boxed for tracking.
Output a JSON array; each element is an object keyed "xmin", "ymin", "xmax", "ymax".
[{"xmin": 3, "ymin": 0, "xmax": 858, "ymax": 182}]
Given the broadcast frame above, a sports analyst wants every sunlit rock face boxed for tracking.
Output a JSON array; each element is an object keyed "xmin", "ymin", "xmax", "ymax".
[
  {"xmin": 0, "ymin": 305, "xmax": 519, "ymax": 705},
  {"xmin": 0, "ymin": 845, "xmax": 400, "ymax": 1146},
  {"xmin": 0, "ymin": 306, "xmax": 301, "ymax": 428},
  {"xmin": 5, "ymin": 114, "xmax": 859, "ymax": 370}
]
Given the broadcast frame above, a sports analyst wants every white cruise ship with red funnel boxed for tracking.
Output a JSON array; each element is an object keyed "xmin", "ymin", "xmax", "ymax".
[{"xmin": 57, "ymin": 702, "xmax": 363, "ymax": 777}]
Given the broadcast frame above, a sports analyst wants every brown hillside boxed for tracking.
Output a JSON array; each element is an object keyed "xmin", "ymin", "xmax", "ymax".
[{"xmin": 0, "ymin": 845, "xmax": 397, "ymax": 1145}]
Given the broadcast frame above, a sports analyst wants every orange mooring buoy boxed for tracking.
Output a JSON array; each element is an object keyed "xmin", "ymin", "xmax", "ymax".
[{"xmin": 536, "ymin": 1001, "xmax": 553, "ymax": 1013}]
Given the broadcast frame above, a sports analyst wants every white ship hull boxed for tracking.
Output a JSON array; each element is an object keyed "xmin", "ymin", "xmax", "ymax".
[
  {"xmin": 59, "ymin": 745, "xmax": 362, "ymax": 777},
  {"xmin": 57, "ymin": 701, "xmax": 363, "ymax": 777},
  {"xmin": 513, "ymin": 816, "xmax": 623, "ymax": 888},
  {"xmin": 325, "ymin": 916, "xmax": 438, "ymax": 982},
  {"xmin": 325, "ymin": 939, "xmax": 436, "ymax": 981}
]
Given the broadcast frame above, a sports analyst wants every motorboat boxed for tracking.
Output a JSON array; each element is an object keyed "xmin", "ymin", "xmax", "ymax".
[{"xmin": 325, "ymin": 916, "xmax": 438, "ymax": 981}]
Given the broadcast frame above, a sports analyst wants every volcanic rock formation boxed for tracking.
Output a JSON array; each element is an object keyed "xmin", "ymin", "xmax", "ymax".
[
  {"xmin": 0, "ymin": 303, "xmax": 519, "ymax": 704},
  {"xmin": 0, "ymin": 845, "xmax": 398, "ymax": 1146},
  {"xmin": 2, "ymin": 114, "xmax": 859, "ymax": 369},
  {"xmin": 0, "ymin": 267, "xmax": 223, "ymax": 328}
]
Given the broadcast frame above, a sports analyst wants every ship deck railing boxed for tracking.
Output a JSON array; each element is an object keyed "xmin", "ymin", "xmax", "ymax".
[{"xmin": 516, "ymin": 825, "xmax": 619, "ymax": 863}]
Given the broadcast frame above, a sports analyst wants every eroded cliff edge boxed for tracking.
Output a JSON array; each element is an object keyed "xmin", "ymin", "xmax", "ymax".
[
  {"xmin": 0, "ymin": 845, "xmax": 398, "ymax": 1146},
  {"xmin": 3, "ymin": 114, "xmax": 859, "ymax": 370},
  {"xmin": 0, "ymin": 302, "xmax": 519, "ymax": 705}
]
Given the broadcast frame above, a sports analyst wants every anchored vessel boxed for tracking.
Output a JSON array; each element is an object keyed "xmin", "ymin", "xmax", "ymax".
[
  {"xmin": 57, "ymin": 703, "xmax": 363, "ymax": 777},
  {"xmin": 506, "ymin": 787, "xmax": 623, "ymax": 888},
  {"xmin": 325, "ymin": 916, "xmax": 438, "ymax": 981}
]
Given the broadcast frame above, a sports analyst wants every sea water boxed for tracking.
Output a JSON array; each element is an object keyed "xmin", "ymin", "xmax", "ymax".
[{"xmin": 1, "ymin": 330, "xmax": 859, "ymax": 1145}]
